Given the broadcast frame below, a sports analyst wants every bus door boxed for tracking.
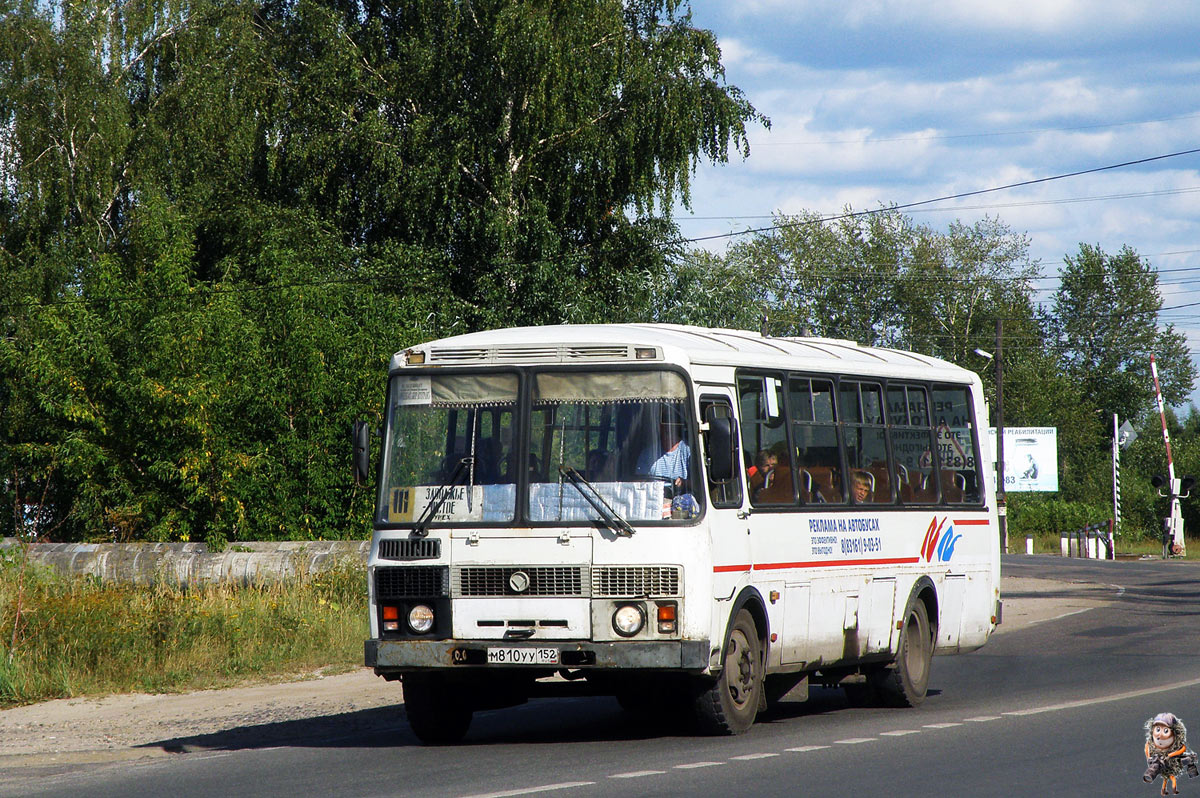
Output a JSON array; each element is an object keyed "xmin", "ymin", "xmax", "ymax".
[{"xmin": 699, "ymin": 391, "xmax": 750, "ymax": 606}]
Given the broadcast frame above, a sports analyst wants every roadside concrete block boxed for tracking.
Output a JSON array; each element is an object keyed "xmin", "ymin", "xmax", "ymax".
[{"xmin": 0, "ymin": 538, "xmax": 370, "ymax": 586}]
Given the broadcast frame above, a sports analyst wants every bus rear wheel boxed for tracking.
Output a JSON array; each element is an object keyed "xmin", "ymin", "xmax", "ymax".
[
  {"xmin": 403, "ymin": 673, "xmax": 473, "ymax": 745},
  {"xmin": 878, "ymin": 599, "xmax": 933, "ymax": 707},
  {"xmin": 694, "ymin": 609, "xmax": 763, "ymax": 735}
]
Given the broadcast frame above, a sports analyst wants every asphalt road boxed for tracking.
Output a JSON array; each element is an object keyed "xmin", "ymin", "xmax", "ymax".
[{"xmin": 10, "ymin": 554, "xmax": 1200, "ymax": 798}]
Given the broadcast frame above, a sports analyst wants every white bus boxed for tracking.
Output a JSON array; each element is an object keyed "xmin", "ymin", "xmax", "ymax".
[{"xmin": 358, "ymin": 324, "xmax": 1001, "ymax": 743}]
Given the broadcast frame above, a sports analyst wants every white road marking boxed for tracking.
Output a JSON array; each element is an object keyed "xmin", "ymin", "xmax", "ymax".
[
  {"xmin": 786, "ymin": 745, "xmax": 831, "ymax": 752},
  {"xmin": 834, "ymin": 737, "xmax": 876, "ymax": 744},
  {"xmin": 1027, "ymin": 607, "xmax": 1094, "ymax": 625},
  {"xmin": 731, "ymin": 752, "xmax": 779, "ymax": 760},
  {"xmin": 1002, "ymin": 674, "xmax": 1200, "ymax": 717},
  {"xmin": 674, "ymin": 762, "xmax": 725, "ymax": 769},
  {"xmin": 609, "ymin": 770, "xmax": 666, "ymax": 779},
  {"xmin": 458, "ymin": 782, "xmax": 596, "ymax": 798},
  {"xmin": 923, "ymin": 722, "xmax": 963, "ymax": 729},
  {"xmin": 965, "ymin": 715, "xmax": 1002, "ymax": 722},
  {"xmin": 880, "ymin": 729, "xmax": 921, "ymax": 736}
]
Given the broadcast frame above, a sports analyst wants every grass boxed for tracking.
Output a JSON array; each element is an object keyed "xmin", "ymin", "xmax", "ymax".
[{"xmin": 0, "ymin": 550, "xmax": 368, "ymax": 708}]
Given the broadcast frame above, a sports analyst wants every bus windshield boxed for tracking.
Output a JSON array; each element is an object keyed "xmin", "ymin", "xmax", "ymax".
[
  {"xmin": 380, "ymin": 373, "xmax": 520, "ymax": 525},
  {"xmin": 378, "ymin": 369, "xmax": 700, "ymax": 526},
  {"xmin": 528, "ymin": 370, "xmax": 698, "ymax": 524}
]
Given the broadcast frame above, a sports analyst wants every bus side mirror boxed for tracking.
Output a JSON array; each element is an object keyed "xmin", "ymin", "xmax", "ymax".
[
  {"xmin": 704, "ymin": 409, "xmax": 736, "ymax": 482},
  {"xmin": 352, "ymin": 420, "xmax": 371, "ymax": 485}
]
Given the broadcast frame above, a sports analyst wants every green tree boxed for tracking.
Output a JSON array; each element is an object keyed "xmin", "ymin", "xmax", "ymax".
[
  {"xmin": 1047, "ymin": 244, "xmax": 1195, "ymax": 421},
  {"xmin": 262, "ymin": 0, "xmax": 764, "ymax": 329},
  {"xmin": 722, "ymin": 209, "xmax": 1041, "ymax": 366},
  {"xmin": 645, "ymin": 247, "xmax": 766, "ymax": 329},
  {"xmin": 0, "ymin": 0, "xmax": 762, "ymax": 544}
]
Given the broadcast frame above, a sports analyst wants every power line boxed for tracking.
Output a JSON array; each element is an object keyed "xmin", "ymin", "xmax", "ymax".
[
  {"xmin": 679, "ymin": 147, "xmax": 1200, "ymax": 245},
  {"xmin": 679, "ymin": 187, "xmax": 1200, "ymax": 222}
]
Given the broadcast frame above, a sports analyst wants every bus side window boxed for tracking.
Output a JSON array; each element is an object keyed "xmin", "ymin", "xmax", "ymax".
[
  {"xmin": 930, "ymin": 385, "xmax": 984, "ymax": 505},
  {"xmin": 738, "ymin": 376, "xmax": 794, "ymax": 506},
  {"xmin": 789, "ymin": 376, "xmax": 844, "ymax": 504}
]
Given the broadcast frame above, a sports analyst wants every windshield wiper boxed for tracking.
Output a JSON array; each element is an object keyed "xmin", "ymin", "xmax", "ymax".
[
  {"xmin": 558, "ymin": 466, "xmax": 636, "ymax": 537},
  {"xmin": 413, "ymin": 457, "xmax": 473, "ymax": 538}
]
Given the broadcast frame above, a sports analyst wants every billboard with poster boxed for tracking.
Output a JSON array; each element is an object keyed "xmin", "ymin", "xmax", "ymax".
[{"xmin": 988, "ymin": 427, "xmax": 1058, "ymax": 492}]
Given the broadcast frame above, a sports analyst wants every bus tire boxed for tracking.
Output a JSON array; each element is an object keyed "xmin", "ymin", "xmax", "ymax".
[
  {"xmin": 403, "ymin": 673, "xmax": 473, "ymax": 745},
  {"xmin": 878, "ymin": 599, "xmax": 932, "ymax": 707},
  {"xmin": 694, "ymin": 609, "xmax": 762, "ymax": 735}
]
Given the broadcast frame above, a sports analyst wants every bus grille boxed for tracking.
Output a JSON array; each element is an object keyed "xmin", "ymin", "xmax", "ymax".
[
  {"xmin": 592, "ymin": 566, "xmax": 681, "ymax": 597},
  {"xmin": 377, "ymin": 538, "xmax": 441, "ymax": 561},
  {"xmin": 454, "ymin": 566, "xmax": 586, "ymax": 597},
  {"xmin": 375, "ymin": 566, "xmax": 448, "ymax": 598}
]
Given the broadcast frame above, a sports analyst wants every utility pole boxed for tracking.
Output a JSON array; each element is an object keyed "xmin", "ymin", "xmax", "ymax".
[
  {"xmin": 995, "ymin": 319, "xmax": 1007, "ymax": 554},
  {"xmin": 1111, "ymin": 413, "xmax": 1120, "ymax": 537}
]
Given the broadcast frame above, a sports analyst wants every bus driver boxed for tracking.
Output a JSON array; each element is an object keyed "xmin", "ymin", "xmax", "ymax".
[{"xmin": 636, "ymin": 416, "xmax": 690, "ymax": 492}]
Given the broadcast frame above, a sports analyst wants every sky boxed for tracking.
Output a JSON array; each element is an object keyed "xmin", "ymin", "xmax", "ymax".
[{"xmin": 674, "ymin": 0, "xmax": 1200, "ymax": 410}]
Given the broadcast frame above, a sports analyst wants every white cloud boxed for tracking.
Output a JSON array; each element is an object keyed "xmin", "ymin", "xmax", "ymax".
[{"xmin": 705, "ymin": 0, "xmax": 1199, "ymax": 35}]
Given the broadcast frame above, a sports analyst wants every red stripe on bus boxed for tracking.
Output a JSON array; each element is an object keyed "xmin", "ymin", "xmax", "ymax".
[
  {"xmin": 954, "ymin": 519, "xmax": 991, "ymax": 526},
  {"xmin": 753, "ymin": 557, "xmax": 921, "ymax": 570},
  {"xmin": 713, "ymin": 564, "xmax": 752, "ymax": 573}
]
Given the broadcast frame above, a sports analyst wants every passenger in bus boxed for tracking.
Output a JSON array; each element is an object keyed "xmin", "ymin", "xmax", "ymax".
[
  {"xmin": 635, "ymin": 419, "xmax": 690, "ymax": 491},
  {"xmin": 747, "ymin": 449, "xmax": 777, "ymax": 498},
  {"xmin": 851, "ymin": 469, "xmax": 874, "ymax": 504}
]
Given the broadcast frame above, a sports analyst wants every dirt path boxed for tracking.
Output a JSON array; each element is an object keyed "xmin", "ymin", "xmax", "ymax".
[{"xmin": 0, "ymin": 573, "xmax": 1112, "ymax": 769}]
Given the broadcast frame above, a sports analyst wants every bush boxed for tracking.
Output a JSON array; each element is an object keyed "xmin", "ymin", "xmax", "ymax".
[{"xmin": 1007, "ymin": 495, "xmax": 1110, "ymax": 540}]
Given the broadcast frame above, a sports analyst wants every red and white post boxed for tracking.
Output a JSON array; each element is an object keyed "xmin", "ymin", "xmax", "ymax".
[{"xmin": 1151, "ymin": 354, "xmax": 1184, "ymax": 556}]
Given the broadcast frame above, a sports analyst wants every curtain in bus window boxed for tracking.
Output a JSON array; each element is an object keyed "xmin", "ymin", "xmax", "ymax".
[
  {"xmin": 788, "ymin": 377, "xmax": 843, "ymax": 504},
  {"xmin": 382, "ymin": 373, "xmax": 519, "ymax": 524},
  {"xmin": 931, "ymin": 386, "xmax": 983, "ymax": 504},
  {"xmin": 738, "ymin": 376, "xmax": 793, "ymax": 505},
  {"xmin": 533, "ymin": 371, "xmax": 687, "ymax": 404},
  {"xmin": 841, "ymin": 382, "xmax": 892, "ymax": 504},
  {"xmin": 888, "ymin": 385, "xmax": 938, "ymax": 503}
]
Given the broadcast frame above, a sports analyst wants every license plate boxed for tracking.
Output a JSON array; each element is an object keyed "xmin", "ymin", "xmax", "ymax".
[{"xmin": 486, "ymin": 647, "xmax": 559, "ymax": 665}]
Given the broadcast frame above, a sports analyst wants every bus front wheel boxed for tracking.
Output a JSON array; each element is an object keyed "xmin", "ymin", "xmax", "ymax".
[
  {"xmin": 694, "ymin": 609, "xmax": 763, "ymax": 734},
  {"xmin": 403, "ymin": 673, "xmax": 473, "ymax": 745},
  {"xmin": 878, "ymin": 599, "xmax": 933, "ymax": 707}
]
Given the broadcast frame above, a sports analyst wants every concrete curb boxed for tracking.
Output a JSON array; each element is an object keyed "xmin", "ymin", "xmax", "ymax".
[{"xmin": 0, "ymin": 539, "xmax": 369, "ymax": 586}]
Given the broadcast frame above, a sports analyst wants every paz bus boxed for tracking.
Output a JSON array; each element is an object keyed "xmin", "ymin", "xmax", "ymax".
[{"xmin": 356, "ymin": 324, "xmax": 1001, "ymax": 743}]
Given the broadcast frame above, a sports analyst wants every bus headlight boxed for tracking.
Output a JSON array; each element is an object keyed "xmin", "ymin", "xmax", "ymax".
[
  {"xmin": 408, "ymin": 604, "xmax": 435, "ymax": 634},
  {"xmin": 612, "ymin": 604, "xmax": 645, "ymax": 637}
]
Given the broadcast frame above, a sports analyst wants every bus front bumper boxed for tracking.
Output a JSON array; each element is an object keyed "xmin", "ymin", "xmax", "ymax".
[{"xmin": 365, "ymin": 638, "xmax": 711, "ymax": 672}]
